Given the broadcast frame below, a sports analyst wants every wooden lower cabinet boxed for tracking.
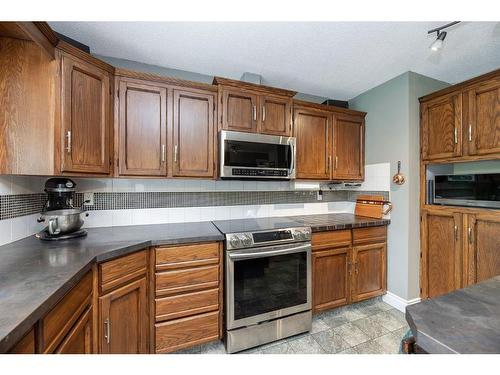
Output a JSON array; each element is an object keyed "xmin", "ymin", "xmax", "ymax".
[
  {"xmin": 153, "ymin": 242, "xmax": 222, "ymax": 353},
  {"xmin": 351, "ymin": 243, "xmax": 387, "ymax": 302},
  {"xmin": 55, "ymin": 307, "xmax": 93, "ymax": 354},
  {"xmin": 98, "ymin": 274, "xmax": 148, "ymax": 354},
  {"xmin": 312, "ymin": 247, "xmax": 351, "ymax": 312},
  {"xmin": 8, "ymin": 329, "xmax": 36, "ymax": 354},
  {"xmin": 312, "ymin": 227, "xmax": 387, "ymax": 313}
]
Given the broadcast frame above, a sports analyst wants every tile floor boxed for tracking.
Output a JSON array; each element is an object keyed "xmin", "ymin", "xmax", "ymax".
[{"xmin": 174, "ymin": 297, "xmax": 411, "ymax": 354}]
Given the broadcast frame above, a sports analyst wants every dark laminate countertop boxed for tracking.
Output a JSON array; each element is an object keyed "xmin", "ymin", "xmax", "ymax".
[
  {"xmin": 288, "ymin": 213, "xmax": 390, "ymax": 232},
  {"xmin": 0, "ymin": 221, "xmax": 223, "ymax": 352},
  {"xmin": 406, "ymin": 276, "xmax": 500, "ymax": 354},
  {"xmin": 0, "ymin": 212, "xmax": 389, "ymax": 352}
]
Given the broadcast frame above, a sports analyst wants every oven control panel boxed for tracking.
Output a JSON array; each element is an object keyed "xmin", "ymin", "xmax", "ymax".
[{"xmin": 225, "ymin": 227, "xmax": 311, "ymax": 250}]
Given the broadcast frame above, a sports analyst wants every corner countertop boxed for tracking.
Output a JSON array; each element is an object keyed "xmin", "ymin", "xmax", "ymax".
[
  {"xmin": 406, "ymin": 276, "xmax": 500, "ymax": 354},
  {"xmin": 0, "ymin": 213, "xmax": 389, "ymax": 352}
]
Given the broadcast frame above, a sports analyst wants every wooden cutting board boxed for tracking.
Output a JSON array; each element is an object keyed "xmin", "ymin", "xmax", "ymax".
[{"xmin": 355, "ymin": 195, "xmax": 392, "ymax": 219}]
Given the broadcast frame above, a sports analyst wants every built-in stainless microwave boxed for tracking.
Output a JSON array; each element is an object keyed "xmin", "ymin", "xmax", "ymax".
[
  {"xmin": 219, "ymin": 130, "xmax": 296, "ymax": 180},
  {"xmin": 431, "ymin": 173, "xmax": 500, "ymax": 209}
]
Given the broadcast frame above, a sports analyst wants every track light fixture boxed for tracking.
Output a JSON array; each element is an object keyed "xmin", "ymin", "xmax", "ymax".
[{"xmin": 428, "ymin": 21, "xmax": 460, "ymax": 51}]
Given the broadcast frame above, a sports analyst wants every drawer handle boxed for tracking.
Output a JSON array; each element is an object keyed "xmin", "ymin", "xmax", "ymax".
[{"xmin": 104, "ymin": 318, "xmax": 110, "ymax": 344}]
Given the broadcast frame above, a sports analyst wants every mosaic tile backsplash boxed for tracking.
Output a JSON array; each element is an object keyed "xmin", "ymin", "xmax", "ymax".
[{"xmin": 0, "ymin": 190, "xmax": 389, "ymax": 221}]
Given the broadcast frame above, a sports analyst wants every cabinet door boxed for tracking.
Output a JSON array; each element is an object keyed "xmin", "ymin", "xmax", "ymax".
[
  {"xmin": 312, "ymin": 247, "xmax": 351, "ymax": 313},
  {"xmin": 352, "ymin": 243, "xmax": 386, "ymax": 302},
  {"xmin": 55, "ymin": 307, "xmax": 93, "ymax": 354},
  {"xmin": 293, "ymin": 107, "xmax": 331, "ymax": 180},
  {"xmin": 118, "ymin": 81, "xmax": 167, "ymax": 176},
  {"xmin": 332, "ymin": 114, "xmax": 364, "ymax": 180},
  {"xmin": 259, "ymin": 95, "xmax": 292, "ymax": 136},
  {"xmin": 221, "ymin": 88, "xmax": 258, "ymax": 133},
  {"xmin": 60, "ymin": 54, "xmax": 111, "ymax": 174},
  {"xmin": 421, "ymin": 210, "xmax": 463, "ymax": 298},
  {"xmin": 421, "ymin": 92, "xmax": 462, "ymax": 161},
  {"xmin": 172, "ymin": 89, "xmax": 215, "ymax": 178},
  {"xmin": 467, "ymin": 79, "xmax": 500, "ymax": 156},
  {"xmin": 469, "ymin": 214, "xmax": 500, "ymax": 284},
  {"xmin": 8, "ymin": 329, "xmax": 35, "ymax": 354},
  {"xmin": 99, "ymin": 277, "xmax": 148, "ymax": 354}
]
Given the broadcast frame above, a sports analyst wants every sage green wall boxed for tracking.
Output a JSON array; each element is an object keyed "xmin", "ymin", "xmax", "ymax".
[{"xmin": 349, "ymin": 72, "xmax": 449, "ymax": 301}]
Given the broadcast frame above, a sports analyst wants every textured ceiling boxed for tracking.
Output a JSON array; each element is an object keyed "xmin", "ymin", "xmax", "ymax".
[{"xmin": 49, "ymin": 22, "xmax": 500, "ymax": 100}]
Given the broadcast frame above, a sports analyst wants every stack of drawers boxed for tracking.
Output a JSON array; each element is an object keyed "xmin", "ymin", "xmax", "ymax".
[{"xmin": 153, "ymin": 242, "xmax": 222, "ymax": 353}]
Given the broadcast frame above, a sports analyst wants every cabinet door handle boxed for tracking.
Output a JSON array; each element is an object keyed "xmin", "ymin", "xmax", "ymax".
[
  {"xmin": 262, "ymin": 105, "xmax": 266, "ymax": 122},
  {"xmin": 335, "ymin": 156, "xmax": 338, "ymax": 170},
  {"xmin": 174, "ymin": 145, "xmax": 178, "ymax": 163},
  {"xmin": 348, "ymin": 261, "xmax": 352, "ymax": 275},
  {"xmin": 104, "ymin": 318, "xmax": 110, "ymax": 344},
  {"xmin": 328, "ymin": 156, "xmax": 332, "ymax": 173},
  {"xmin": 468, "ymin": 124, "xmax": 472, "ymax": 142},
  {"xmin": 66, "ymin": 130, "xmax": 72, "ymax": 154},
  {"xmin": 253, "ymin": 105, "xmax": 257, "ymax": 121},
  {"xmin": 454, "ymin": 225, "xmax": 458, "ymax": 241},
  {"xmin": 161, "ymin": 144, "xmax": 166, "ymax": 163},
  {"xmin": 454, "ymin": 127, "xmax": 458, "ymax": 144},
  {"xmin": 468, "ymin": 227, "xmax": 473, "ymax": 245}
]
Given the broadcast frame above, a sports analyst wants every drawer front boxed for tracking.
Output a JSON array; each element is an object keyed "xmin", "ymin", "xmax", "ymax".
[
  {"xmin": 156, "ymin": 265, "xmax": 219, "ymax": 295},
  {"xmin": 156, "ymin": 288, "xmax": 219, "ymax": 322},
  {"xmin": 352, "ymin": 226, "xmax": 387, "ymax": 245},
  {"xmin": 312, "ymin": 230, "xmax": 352, "ymax": 250},
  {"xmin": 156, "ymin": 243, "xmax": 219, "ymax": 270},
  {"xmin": 155, "ymin": 311, "xmax": 219, "ymax": 353},
  {"xmin": 100, "ymin": 250, "xmax": 148, "ymax": 292},
  {"xmin": 42, "ymin": 271, "xmax": 92, "ymax": 353}
]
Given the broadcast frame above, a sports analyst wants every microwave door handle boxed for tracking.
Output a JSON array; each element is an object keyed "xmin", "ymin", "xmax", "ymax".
[
  {"xmin": 228, "ymin": 243, "xmax": 310, "ymax": 260},
  {"xmin": 289, "ymin": 142, "xmax": 295, "ymax": 175}
]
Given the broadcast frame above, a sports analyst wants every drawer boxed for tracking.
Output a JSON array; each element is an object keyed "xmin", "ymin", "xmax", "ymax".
[
  {"xmin": 41, "ymin": 271, "xmax": 92, "ymax": 353},
  {"xmin": 312, "ymin": 230, "xmax": 352, "ymax": 250},
  {"xmin": 155, "ymin": 311, "xmax": 219, "ymax": 353},
  {"xmin": 156, "ymin": 242, "xmax": 219, "ymax": 270},
  {"xmin": 353, "ymin": 226, "xmax": 387, "ymax": 245},
  {"xmin": 156, "ymin": 265, "xmax": 219, "ymax": 296},
  {"xmin": 99, "ymin": 250, "xmax": 148, "ymax": 293},
  {"xmin": 156, "ymin": 288, "xmax": 219, "ymax": 322}
]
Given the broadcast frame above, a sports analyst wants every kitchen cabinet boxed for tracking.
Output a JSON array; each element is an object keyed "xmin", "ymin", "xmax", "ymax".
[
  {"xmin": 421, "ymin": 92, "xmax": 462, "ymax": 161},
  {"xmin": 311, "ymin": 226, "xmax": 387, "ymax": 313},
  {"xmin": 467, "ymin": 78, "xmax": 500, "ymax": 156},
  {"xmin": 420, "ymin": 209, "xmax": 463, "ymax": 298},
  {"xmin": 117, "ymin": 79, "xmax": 167, "ymax": 176},
  {"xmin": 98, "ymin": 249, "xmax": 149, "ymax": 354},
  {"xmin": 293, "ymin": 106, "xmax": 332, "ymax": 180},
  {"xmin": 332, "ymin": 113, "xmax": 365, "ymax": 181},
  {"xmin": 8, "ymin": 329, "xmax": 36, "ymax": 354},
  {"xmin": 55, "ymin": 307, "xmax": 93, "ymax": 354},
  {"xmin": 59, "ymin": 50, "xmax": 112, "ymax": 174},
  {"xmin": 172, "ymin": 88, "xmax": 216, "ymax": 178},
  {"xmin": 214, "ymin": 77, "xmax": 295, "ymax": 137},
  {"xmin": 153, "ymin": 242, "xmax": 222, "ymax": 353}
]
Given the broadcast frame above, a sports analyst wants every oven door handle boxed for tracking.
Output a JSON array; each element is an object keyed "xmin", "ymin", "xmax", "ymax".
[{"xmin": 227, "ymin": 243, "xmax": 310, "ymax": 260}]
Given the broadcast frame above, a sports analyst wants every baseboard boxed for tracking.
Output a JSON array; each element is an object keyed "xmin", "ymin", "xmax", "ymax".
[{"xmin": 382, "ymin": 292, "xmax": 421, "ymax": 312}]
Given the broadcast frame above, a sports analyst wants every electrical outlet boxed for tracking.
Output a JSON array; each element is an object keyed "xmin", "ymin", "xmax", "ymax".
[
  {"xmin": 317, "ymin": 191, "xmax": 323, "ymax": 201},
  {"xmin": 83, "ymin": 192, "xmax": 94, "ymax": 206}
]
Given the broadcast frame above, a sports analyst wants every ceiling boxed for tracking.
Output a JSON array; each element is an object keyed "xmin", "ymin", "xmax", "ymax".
[{"xmin": 49, "ymin": 22, "xmax": 500, "ymax": 100}]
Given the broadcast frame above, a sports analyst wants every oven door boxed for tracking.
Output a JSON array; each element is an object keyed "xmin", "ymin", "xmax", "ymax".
[
  {"xmin": 225, "ymin": 242, "xmax": 311, "ymax": 330},
  {"xmin": 220, "ymin": 130, "xmax": 295, "ymax": 179}
]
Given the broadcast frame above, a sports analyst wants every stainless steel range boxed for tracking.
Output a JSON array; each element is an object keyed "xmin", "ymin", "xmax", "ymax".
[{"xmin": 213, "ymin": 218, "xmax": 312, "ymax": 353}]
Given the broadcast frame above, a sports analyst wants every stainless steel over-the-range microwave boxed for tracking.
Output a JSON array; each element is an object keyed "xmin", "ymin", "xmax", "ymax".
[
  {"xmin": 430, "ymin": 173, "xmax": 500, "ymax": 209},
  {"xmin": 219, "ymin": 130, "xmax": 296, "ymax": 180}
]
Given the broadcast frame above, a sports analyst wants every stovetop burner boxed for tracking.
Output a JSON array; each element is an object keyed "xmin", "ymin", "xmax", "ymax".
[{"xmin": 36, "ymin": 229, "xmax": 88, "ymax": 241}]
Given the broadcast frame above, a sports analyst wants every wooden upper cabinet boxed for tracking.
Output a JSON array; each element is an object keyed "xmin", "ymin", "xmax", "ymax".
[
  {"xmin": 421, "ymin": 92, "xmax": 462, "ymax": 161},
  {"xmin": 60, "ymin": 53, "xmax": 111, "ymax": 174},
  {"xmin": 259, "ymin": 95, "xmax": 292, "ymax": 136},
  {"xmin": 467, "ymin": 79, "xmax": 500, "ymax": 156},
  {"xmin": 468, "ymin": 214, "xmax": 500, "ymax": 284},
  {"xmin": 352, "ymin": 242, "xmax": 386, "ymax": 302},
  {"xmin": 294, "ymin": 107, "xmax": 331, "ymax": 180},
  {"xmin": 172, "ymin": 89, "xmax": 216, "ymax": 178},
  {"xmin": 421, "ymin": 210, "xmax": 463, "ymax": 298},
  {"xmin": 99, "ymin": 277, "xmax": 148, "ymax": 354},
  {"xmin": 312, "ymin": 247, "xmax": 351, "ymax": 312},
  {"xmin": 332, "ymin": 114, "xmax": 364, "ymax": 180},
  {"xmin": 221, "ymin": 88, "xmax": 258, "ymax": 133},
  {"xmin": 118, "ymin": 80, "xmax": 167, "ymax": 176}
]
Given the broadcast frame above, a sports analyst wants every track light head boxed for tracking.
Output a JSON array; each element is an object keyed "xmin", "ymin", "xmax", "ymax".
[{"xmin": 430, "ymin": 31, "xmax": 447, "ymax": 51}]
